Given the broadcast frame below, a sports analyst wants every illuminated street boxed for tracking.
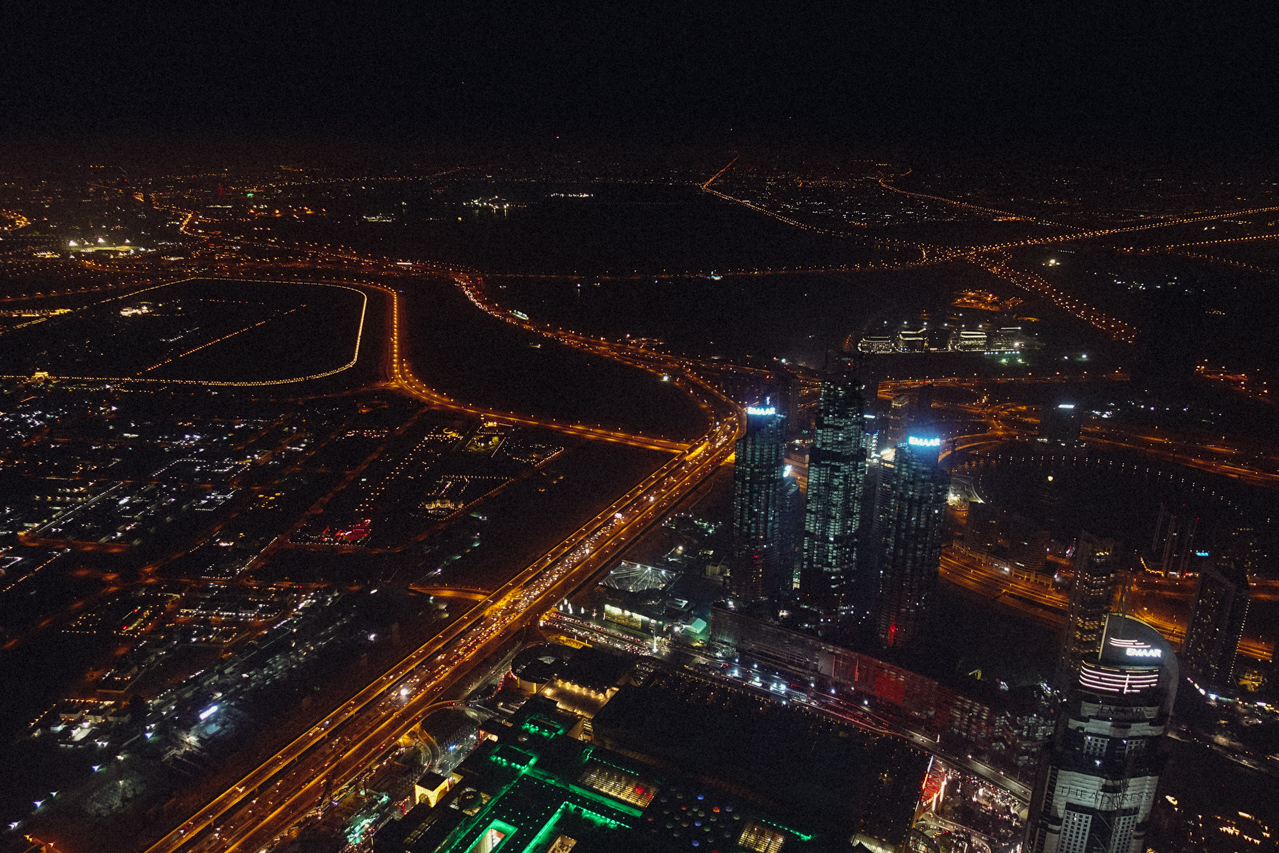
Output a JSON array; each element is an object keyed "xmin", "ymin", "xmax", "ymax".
[{"xmin": 3, "ymin": 11, "xmax": 1279, "ymax": 851}]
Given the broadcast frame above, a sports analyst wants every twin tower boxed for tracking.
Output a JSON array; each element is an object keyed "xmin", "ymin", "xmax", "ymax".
[{"xmin": 730, "ymin": 362, "xmax": 948, "ymax": 648}]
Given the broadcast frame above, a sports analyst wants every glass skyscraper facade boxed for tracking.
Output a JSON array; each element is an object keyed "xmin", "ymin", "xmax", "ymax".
[
  {"xmin": 1181, "ymin": 560, "xmax": 1250, "ymax": 694},
  {"xmin": 1026, "ymin": 614, "xmax": 1175, "ymax": 853},
  {"xmin": 800, "ymin": 371, "xmax": 867, "ymax": 616},
  {"xmin": 731, "ymin": 405, "xmax": 787, "ymax": 601},
  {"xmin": 872, "ymin": 437, "xmax": 949, "ymax": 648},
  {"xmin": 1055, "ymin": 533, "xmax": 1120, "ymax": 691}
]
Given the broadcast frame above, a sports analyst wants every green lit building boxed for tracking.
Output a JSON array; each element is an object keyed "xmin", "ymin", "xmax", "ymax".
[{"xmin": 375, "ymin": 698, "xmax": 836, "ymax": 853}]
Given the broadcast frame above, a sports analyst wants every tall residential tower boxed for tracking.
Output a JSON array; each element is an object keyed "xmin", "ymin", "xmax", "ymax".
[
  {"xmin": 1181, "ymin": 560, "xmax": 1250, "ymax": 695},
  {"xmin": 1055, "ymin": 533, "xmax": 1120, "ymax": 691},
  {"xmin": 872, "ymin": 436, "xmax": 949, "ymax": 648},
  {"xmin": 800, "ymin": 369, "xmax": 868, "ymax": 617},
  {"xmin": 730, "ymin": 404, "xmax": 787, "ymax": 601}
]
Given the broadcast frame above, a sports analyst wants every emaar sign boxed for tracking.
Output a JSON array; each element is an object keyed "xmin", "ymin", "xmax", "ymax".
[
  {"xmin": 1106, "ymin": 634, "xmax": 1165, "ymax": 664},
  {"xmin": 1125, "ymin": 647, "xmax": 1162, "ymax": 659},
  {"xmin": 1097, "ymin": 615, "xmax": 1176, "ymax": 686}
]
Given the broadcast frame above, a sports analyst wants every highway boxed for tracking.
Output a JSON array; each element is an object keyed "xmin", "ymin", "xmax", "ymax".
[
  {"xmin": 174, "ymin": 206, "xmax": 695, "ymax": 455},
  {"xmin": 139, "ymin": 265, "xmax": 743, "ymax": 853},
  {"xmin": 147, "ymin": 404, "xmax": 740, "ymax": 853},
  {"xmin": 384, "ymin": 282, "xmax": 690, "ymax": 453},
  {"xmin": 941, "ymin": 547, "xmax": 1276, "ymax": 661},
  {"xmin": 946, "ymin": 399, "xmax": 1279, "ymax": 490},
  {"xmin": 703, "ymin": 155, "xmax": 1279, "ymax": 351},
  {"xmin": 9, "ymin": 167, "xmax": 1275, "ymax": 850},
  {"xmin": 700, "ymin": 160, "xmax": 935, "ymax": 262},
  {"xmin": 0, "ymin": 267, "xmax": 691, "ymax": 454}
]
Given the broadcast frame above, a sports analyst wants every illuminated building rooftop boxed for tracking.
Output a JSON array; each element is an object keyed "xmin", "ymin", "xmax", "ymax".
[
  {"xmin": 601, "ymin": 560, "xmax": 680, "ymax": 593},
  {"xmin": 375, "ymin": 699, "xmax": 833, "ymax": 852}
]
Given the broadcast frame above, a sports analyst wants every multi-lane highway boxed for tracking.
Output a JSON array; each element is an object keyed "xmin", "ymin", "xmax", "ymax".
[
  {"xmin": 704, "ymin": 155, "xmax": 1279, "ymax": 348},
  {"xmin": 941, "ymin": 546, "xmax": 1277, "ymax": 661},
  {"xmin": 10, "ymin": 163, "xmax": 1275, "ymax": 851},
  {"xmin": 148, "ymin": 410, "xmax": 740, "ymax": 852},
  {"xmin": 139, "ymin": 264, "xmax": 743, "ymax": 853}
]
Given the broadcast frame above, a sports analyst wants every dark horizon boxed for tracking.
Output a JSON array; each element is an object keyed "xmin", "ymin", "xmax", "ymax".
[
  {"xmin": 2, "ymin": 7, "xmax": 1278, "ymax": 853},
  {"xmin": 5, "ymin": 5, "xmax": 1279, "ymax": 161}
]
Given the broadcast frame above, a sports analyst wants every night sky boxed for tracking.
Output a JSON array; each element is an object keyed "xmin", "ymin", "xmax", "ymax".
[{"xmin": 5, "ymin": 4, "xmax": 1278, "ymax": 155}]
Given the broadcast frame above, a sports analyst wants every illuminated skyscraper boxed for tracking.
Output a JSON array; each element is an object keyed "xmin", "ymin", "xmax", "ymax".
[
  {"xmin": 872, "ymin": 436, "xmax": 949, "ymax": 648},
  {"xmin": 730, "ymin": 404, "xmax": 787, "ymax": 600},
  {"xmin": 883, "ymin": 394, "xmax": 912, "ymax": 448},
  {"xmin": 778, "ymin": 474, "xmax": 805, "ymax": 590},
  {"xmin": 1217, "ymin": 524, "xmax": 1263, "ymax": 576},
  {"xmin": 1055, "ymin": 533, "xmax": 1120, "ymax": 691},
  {"xmin": 882, "ymin": 386, "xmax": 933, "ymax": 448},
  {"xmin": 1026, "ymin": 614, "xmax": 1175, "ymax": 853},
  {"xmin": 768, "ymin": 364, "xmax": 802, "ymax": 435},
  {"xmin": 1181, "ymin": 559, "xmax": 1250, "ymax": 694},
  {"xmin": 800, "ymin": 369, "xmax": 867, "ymax": 616}
]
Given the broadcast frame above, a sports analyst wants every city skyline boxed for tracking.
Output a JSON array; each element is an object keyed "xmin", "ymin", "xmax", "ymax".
[
  {"xmin": 1, "ymin": 138, "xmax": 1278, "ymax": 853},
  {"xmin": 1, "ymin": 7, "xmax": 1279, "ymax": 852},
  {"xmin": 730, "ymin": 403, "xmax": 788, "ymax": 601}
]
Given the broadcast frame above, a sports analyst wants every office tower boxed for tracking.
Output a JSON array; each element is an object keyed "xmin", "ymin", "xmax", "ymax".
[
  {"xmin": 1181, "ymin": 560, "xmax": 1250, "ymax": 694},
  {"xmin": 914, "ymin": 384, "xmax": 935, "ymax": 414},
  {"xmin": 1008, "ymin": 514, "xmax": 1051, "ymax": 575},
  {"xmin": 883, "ymin": 394, "xmax": 912, "ymax": 448},
  {"xmin": 1039, "ymin": 402, "xmax": 1082, "ymax": 443},
  {"xmin": 991, "ymin": 325, "xmax": 1026, "ymax": 351},
  {"xmin": 1030, "ymin": 469, "xmax": 1066, "ymax": 539},
  {"xmin": 1026, "ymin": 614, "xmax": 1176, "ymax": 853},
  {"xmin": 769, "ymin": 365, "xmax": 802, "ymax": 435},
  {"xmin": 873, "ymin": 436, "xmax": 949, "ymax": 648},
  {"xmin": 861, "ymin": 412, "xmax": 880, "ymax": 459},
  {"xmin": 1148, "ymin": 502, "xmax": 1198, "ymax": 576},
  {"xmin": 1055, "ymin": 533, "xmax": 1120, "ymax": 691},
  {"xmin": 778, "ymin": 474, "xmax": 805, "ymax": 591},
  {"xmin": 730, "ymin": 404, "xmax": 786, "ymax": 600},
  {"xmin": 799, "ymin": 370, "xmax": 868, "ymax": 615},
  {"xmin": 1217, "ymin": 523, "xmax": 1263, "ymax": 576},
  {"xmin": 964, "ymin": 501, "xmax": 1003, "ymax": 555},
  {"xmin": 852, "ymin": 413, "xmax": 883, "ymax": 601}
]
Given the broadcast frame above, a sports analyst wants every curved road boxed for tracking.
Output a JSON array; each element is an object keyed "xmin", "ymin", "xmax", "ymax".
[{"xmin": 141, "ymin": 269, "xmax": 742, "ymax": 853}]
